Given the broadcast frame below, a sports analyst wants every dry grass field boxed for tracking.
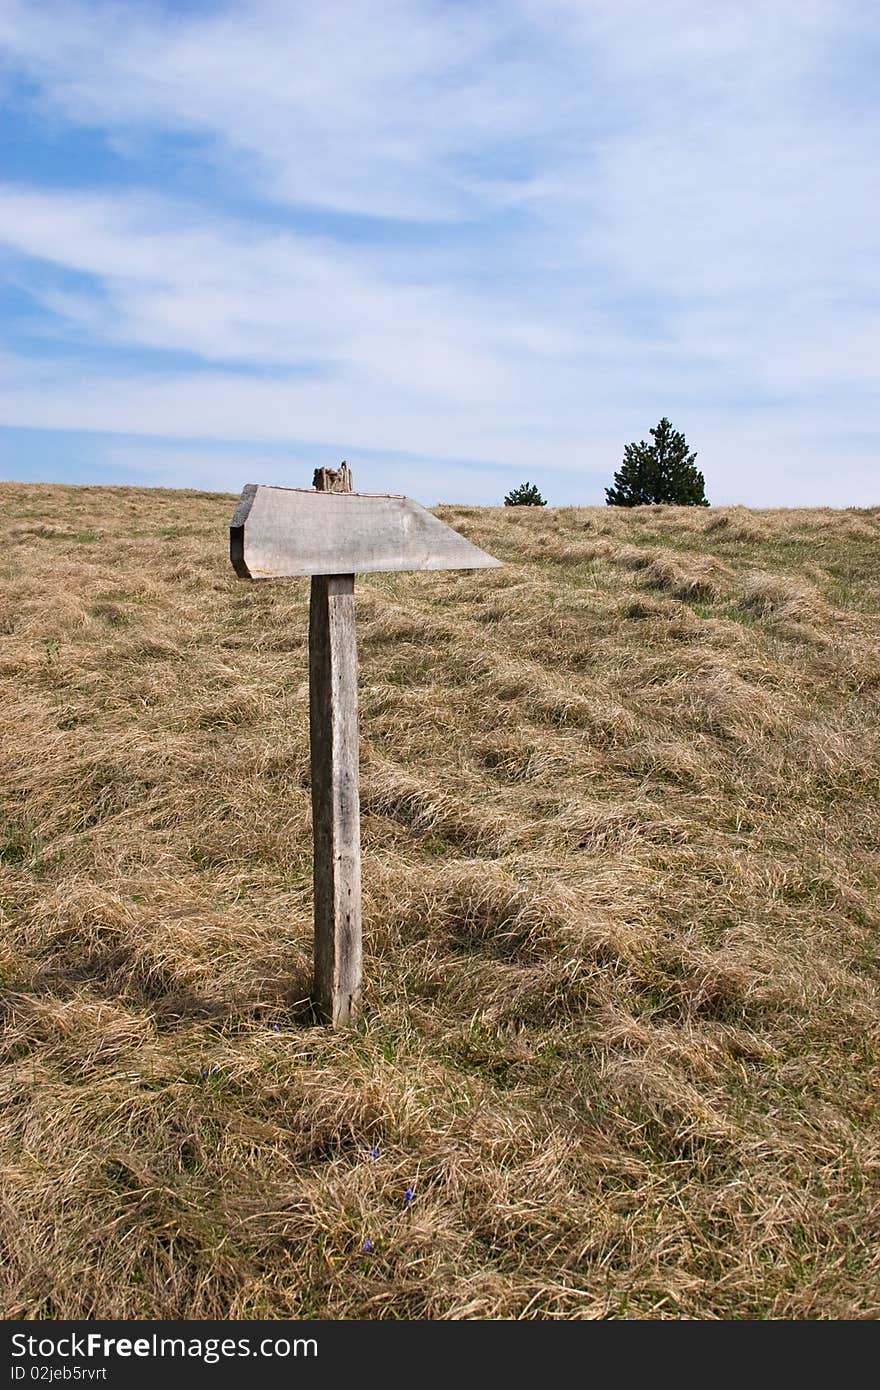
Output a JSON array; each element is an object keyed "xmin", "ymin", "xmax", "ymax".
[{"xmin": 1, "ymin": 480, "xmax": 878, "ymax": 1319}]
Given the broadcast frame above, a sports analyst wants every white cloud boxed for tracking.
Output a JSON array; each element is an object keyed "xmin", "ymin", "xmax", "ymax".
[
  {"xmin": 0, "ymin": 0, "xmax": 542, "ymax": 221},
  {"xmin": 0, "ymin": 0, "xmax": 878, "ymax": 503}
]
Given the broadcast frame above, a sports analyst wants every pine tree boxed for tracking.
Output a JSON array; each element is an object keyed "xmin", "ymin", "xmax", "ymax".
[
  {"xmin": 605, "ymin": 418, "xmax": 708, "ymax": 507},
  {"xmin": 504, "ymin": 482, "xmax": 546, "ymax": 506}
]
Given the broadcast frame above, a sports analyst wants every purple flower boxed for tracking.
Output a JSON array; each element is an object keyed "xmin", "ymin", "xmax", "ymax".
[
  {"xmin": 200, "ymin": 1069, "xmax": 208, "ymax": 1080},
  {"xmin": 404, "ymin": 1187, "xmax": 414, "ymax": 1205},
  {"xmin": 371, "ymin": 1145, "xmax": 380, "ymax": 1160},
  {"xmin": 363, "ymin": 1239, "xmax": 373, "ymax": 1253},
  {"xmin": 211, "ymin": 1064, "xmax": 220, "ymax": 1075}
]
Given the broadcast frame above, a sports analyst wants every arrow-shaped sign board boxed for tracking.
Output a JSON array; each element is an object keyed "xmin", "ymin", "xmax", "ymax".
[
  {"xmin": 230, "ymin": 474, "xmax": 500, "ymax": 1027},
  {"xmin": 231, "ymin": 483, "xmax": 501, "ymax": 579}
]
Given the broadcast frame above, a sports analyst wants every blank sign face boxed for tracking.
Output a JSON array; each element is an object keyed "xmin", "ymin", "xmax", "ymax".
[{"xmin": 230, "ymin": 485, "xmax": 501, "ymax": 579}]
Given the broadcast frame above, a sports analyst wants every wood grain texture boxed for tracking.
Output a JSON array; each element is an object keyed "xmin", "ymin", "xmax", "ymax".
[
  {"xmin": 309, "ymin": 574, "xmax": 362, "ymax": 1026},
  {"xmin": 312, "ymin": 462, "xmax": 353, "ymax": 494},
  {"xmin": 309, "ymin": 465, "xmax": 362, "ymax": 1027},
  {"xmin": 229, "ymin": 484, "xmax": 501, "ymax": 579}
]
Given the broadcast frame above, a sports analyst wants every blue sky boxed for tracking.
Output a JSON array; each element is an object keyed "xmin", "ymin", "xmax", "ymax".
[{"xmin": 0, "ymin": 0, "xmax": 877, "ymax": 506}]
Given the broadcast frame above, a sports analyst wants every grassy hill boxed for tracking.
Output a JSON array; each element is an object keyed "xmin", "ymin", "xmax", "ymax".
[{"xmin": 1, "ymin": 481, "xmax": 878, "ymax": 1319}]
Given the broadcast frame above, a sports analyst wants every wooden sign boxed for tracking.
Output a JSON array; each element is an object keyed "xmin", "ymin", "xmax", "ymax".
[
  {"xmin": 230, "ymin": 467, "xmax": 500, "ymax": 1026},
  {"xmin": 230, "ymin": 481, "xmax": 501, "ymax": 579}
]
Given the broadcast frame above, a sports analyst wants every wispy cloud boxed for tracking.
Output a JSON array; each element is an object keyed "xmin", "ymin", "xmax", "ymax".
[{"xmin": 0, "ymin": 0, "xmax": 877, "ymax": 503}]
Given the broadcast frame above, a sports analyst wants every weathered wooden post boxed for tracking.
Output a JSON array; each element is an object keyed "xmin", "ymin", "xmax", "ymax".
[
  {"xmin": 230, "ymin": 468, "xmax": 500, "ymax": 1026},
  {"xmin": 308, "ymin": 464, "xmax": 361, "ymax": 1025}
]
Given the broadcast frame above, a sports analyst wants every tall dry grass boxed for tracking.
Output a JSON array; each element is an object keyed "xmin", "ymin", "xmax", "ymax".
[{"xmin": 0, "ymin": 482, "xmax": 878, "ymax": 1318}]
